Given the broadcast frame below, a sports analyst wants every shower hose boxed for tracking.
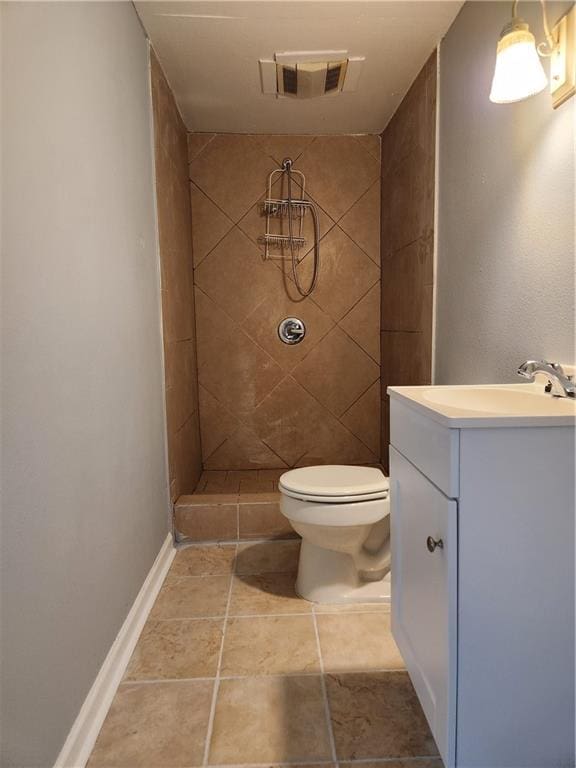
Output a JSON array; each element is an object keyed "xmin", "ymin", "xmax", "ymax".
[{"xmin": 284, "ymin": 158, "xmax": 320, "ymax": 297}]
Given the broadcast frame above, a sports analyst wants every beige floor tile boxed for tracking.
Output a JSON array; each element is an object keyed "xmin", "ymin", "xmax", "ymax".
[
  {"xmin": 326, "ymin": 672, "xmax": 439, "ymax": 760},
  {"xmin": 124, "ymin": 619, "xmax": 223, "ymax": 680},
  {"xmin": 87, "ymin": 680, "xmax": 213, "ymax": 767},
  {"xmin": 221, "ymin": 615, "xmax": 320, "ymax": 676},
  {"xmin": 317, "ymin": 612, "xmax": 405, "ymax": 673},
  {"xmin": 150, "ymin": 575, "xmax": 231, "ymax": 619},
  {"xmin": 181, "ymin": 492, "xmax": 239, "ymax": 504},
  {"xmin": 169, "ymin": 544, "xmax": 237, "ymax": 577},
  {"xmin": 235, "ymin": 540, "xmax": 301, "ymax": 575},
  {"xmin": 228, "ymin": 573, "xmax": 312, "ymax": 616},
  {"xmin": 208, "ymin": 675, "xmax": 332, "ymax": 764}
]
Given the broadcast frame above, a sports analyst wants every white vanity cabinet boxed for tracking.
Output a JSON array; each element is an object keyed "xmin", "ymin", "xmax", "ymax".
[{"xmin": 388, "ymin": 389, "xmax": 575, "ymax": 768}]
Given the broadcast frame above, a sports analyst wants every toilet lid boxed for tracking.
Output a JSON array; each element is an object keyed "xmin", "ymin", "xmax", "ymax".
[{"xmin": 279, "ymin": 465, "xmax": 388, "ymax": 499}]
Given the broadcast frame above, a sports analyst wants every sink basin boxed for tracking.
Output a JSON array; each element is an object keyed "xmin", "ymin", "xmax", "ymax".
[
  {"xmin": 388, "ymin": 384, "xmax": 576, "ymax": 427},
  {"xmin": 420, "ymin": 386, "xmax": 575, "ymax": 415}
]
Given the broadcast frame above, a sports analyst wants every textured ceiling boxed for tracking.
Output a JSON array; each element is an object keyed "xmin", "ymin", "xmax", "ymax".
[{"xmin": 135, "ymin": 0, "xmax": 463, "ymax": 134}]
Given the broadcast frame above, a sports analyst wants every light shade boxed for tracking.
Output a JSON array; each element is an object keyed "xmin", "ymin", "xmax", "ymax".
[{"xmin": 490, "ymin": 21, "xmax": 548, "ymax": 104}]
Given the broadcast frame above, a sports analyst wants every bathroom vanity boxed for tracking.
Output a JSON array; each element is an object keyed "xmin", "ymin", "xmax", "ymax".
[{"xmin": 388, "ymin": 384, "xmax": 575, "ymax": 768}]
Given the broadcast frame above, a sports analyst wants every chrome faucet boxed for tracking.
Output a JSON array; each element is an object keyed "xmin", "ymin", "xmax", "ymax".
[{"xmin": 517, "ymin": 360, "xmax": 575, "ymax": 398}]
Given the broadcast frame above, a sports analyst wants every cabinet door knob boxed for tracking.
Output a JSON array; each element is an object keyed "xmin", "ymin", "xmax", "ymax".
[{"xmin": 426, "ymin": 536, "xmax": 444, "ymax": 553}]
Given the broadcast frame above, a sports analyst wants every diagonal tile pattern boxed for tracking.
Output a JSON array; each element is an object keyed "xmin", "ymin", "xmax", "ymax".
[
  {"xmin": 88, "ymin": 545, "xmax": 442, "ymax": 768},
  {"xmin": 237, "ymin": 173, "xmax": 335, "ymax": 261},
  {"xmin": 195, "ymin": 288, "xmax": 285, "ymax": 419},
  {"xmin": 339, "ymin": 179, "xmax": 382, "ymax": 266},
  {"xmin": 190, "ymin": 134, "xmax": 277, "ymax": 222},
  {"xmin": 340, "ymin": 282, "xmax": 381, "ymax": 362},
  {"xmin": 340, "ymin": 381, "xmax": 381, "ymax": 456},
  {"xmin": 194, "ymin": 227, "xmax": 280, "ymax": 323},
  {"xmin": 249, "ymin": 377, "xmax": 375, "ymax": 467},
  {"xmin": 292, "ymin": 329, "xmax": 379, "ymax": 418},
  {"xmin": 198, "ymin": 385, "xmax": 240, "ymax": 460},
  {"xmin": 297, "ymin": 226, "xmax": 380, "ymax": 322},
  {"xmin": 189, "ymin": 133, "xmax": 382, "ymax": 469},
  {"xmin": 204, "ymin": 425, "xmax": 288, "ymax": 471},
  {"xmin": 190, "ymin": 182, "xmax": 234, "ymax": 267},
  {"xmin": 251, "ymin": 134, "xmax": 317, "ymax": 165},
  {"xmin": 187, "ymin": 132, "xmax": 215, "ymax": 163},
  {"xmin": 241, "ymin": 284, "xmax": 335, "ymax": 372},
  {"xmin": 297, "ymin": 136, "xmax": 380, "ymax": 220},
  {"xmin": 354, "ymin": 133, "xmax": 382, "ymax": 162}
]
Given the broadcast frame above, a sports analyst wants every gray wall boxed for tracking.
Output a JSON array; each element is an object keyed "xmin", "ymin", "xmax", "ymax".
[
  {"xmin": 435, "ymin": 1, "xmax": 575, "ymax": 384},
  {"xmin": 0, "ymin": 4, "xmax": 170, "ymax": 766}
]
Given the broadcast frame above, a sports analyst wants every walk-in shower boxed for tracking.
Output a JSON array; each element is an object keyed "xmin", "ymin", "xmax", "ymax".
[{"xmin": 262, "ymin": 158, "xmax": 320, "ymax": 297}]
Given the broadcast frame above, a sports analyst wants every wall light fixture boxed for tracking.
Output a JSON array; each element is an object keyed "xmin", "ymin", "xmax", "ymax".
[{"xmin": 489, "ymin": 0, "xmax": 575, "ymax": 108}]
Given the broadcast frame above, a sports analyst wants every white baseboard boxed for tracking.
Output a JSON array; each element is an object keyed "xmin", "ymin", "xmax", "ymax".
[{"xmin": 54, "ymin": 533, "xmax": 175, "ymax": 768}]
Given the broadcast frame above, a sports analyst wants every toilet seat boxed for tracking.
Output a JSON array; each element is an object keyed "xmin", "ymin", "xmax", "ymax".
[
  {"xmin": 279, "ymin": 487, "xmax": 388, "ymax": 503},
  {"xmin": 279, "ymin": 465, "xmax": 389, "ymax": 504}
]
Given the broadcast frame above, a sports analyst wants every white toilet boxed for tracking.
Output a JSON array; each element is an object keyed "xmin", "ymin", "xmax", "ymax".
[{"xmin": 278, "ymin": 465, "xmax": 391, "ymax": 604}]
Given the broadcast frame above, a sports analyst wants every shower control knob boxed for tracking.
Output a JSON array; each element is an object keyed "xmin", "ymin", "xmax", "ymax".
[{"xmin": 278, "ymin": 317, "xmax": 306, "ymax": 345}]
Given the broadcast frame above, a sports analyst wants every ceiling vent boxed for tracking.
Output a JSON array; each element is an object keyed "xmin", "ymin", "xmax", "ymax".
[{"xmin": 260, "ymin": 51, "xmax": 365, "ymax": 98}]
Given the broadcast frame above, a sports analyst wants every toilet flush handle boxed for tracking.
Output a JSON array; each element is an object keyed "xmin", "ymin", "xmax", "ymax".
[{"xmin": 426, "ymin": 536, "xmax": 444, "ymax": 553}]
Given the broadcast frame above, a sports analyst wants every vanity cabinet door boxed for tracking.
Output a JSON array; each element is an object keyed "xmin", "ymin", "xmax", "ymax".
[{"xmin": 390, "ymin": 447, "xmax": 457, "ymax": 767}]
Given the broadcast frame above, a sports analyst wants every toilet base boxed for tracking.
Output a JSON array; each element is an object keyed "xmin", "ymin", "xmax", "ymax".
[{"xmin": 295, "ymin": 539, "xmax": 391, "ymax": 604}]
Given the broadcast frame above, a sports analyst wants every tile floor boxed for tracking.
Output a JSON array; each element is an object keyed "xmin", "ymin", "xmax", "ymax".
[
  {"xmin": 194, "ymin": 469, "xmax": 286, "ymax": 495},
  {"xmin": 88, "ymin": 540, "xmax": 443, "ymax": 768},
  {"xmin": 193, "ymin": 469, "xmax": 385, "ymax": 496}
]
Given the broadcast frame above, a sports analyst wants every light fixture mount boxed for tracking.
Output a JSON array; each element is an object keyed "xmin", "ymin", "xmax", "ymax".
[{"xmin": 550, "ymin": 6, "xmax": 576, "ymax": 108}]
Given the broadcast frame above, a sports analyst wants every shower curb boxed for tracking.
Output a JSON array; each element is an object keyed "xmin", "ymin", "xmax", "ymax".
[{"xmin": 53, "ymin": 533, "xmax": 175, "ymax": 768}]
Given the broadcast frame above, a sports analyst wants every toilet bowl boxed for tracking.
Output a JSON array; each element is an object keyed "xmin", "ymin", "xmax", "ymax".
[{"xmin": 279, "ymin": 465, "xmax": 391, "ymax": 604}]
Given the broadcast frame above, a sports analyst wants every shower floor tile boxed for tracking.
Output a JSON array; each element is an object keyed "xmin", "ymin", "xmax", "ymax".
[
  {"xmin": 88, "ymin": 543, "xmax": 442, "ymax": 768},
  {"xmin": 195, "ymin": 468, "xmax": 285, "ymax": 494}
]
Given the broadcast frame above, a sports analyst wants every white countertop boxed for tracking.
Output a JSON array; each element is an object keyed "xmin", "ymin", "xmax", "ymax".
[{"xmin": 387, "ymin": 383, "xmax": 576, "ymax": 428}]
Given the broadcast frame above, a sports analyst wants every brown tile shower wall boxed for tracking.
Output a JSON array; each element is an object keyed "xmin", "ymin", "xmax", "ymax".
[
  {"xmin": 380, "ymin": 52, "xmax": 436, "ymax": 472},
  {"xmin": 188, "ymin": 134, "xmax": 382, "ymax": 470},
  {"xmin": 150, "ymin": 51, "xmax": 202, "ymax": 499}
]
